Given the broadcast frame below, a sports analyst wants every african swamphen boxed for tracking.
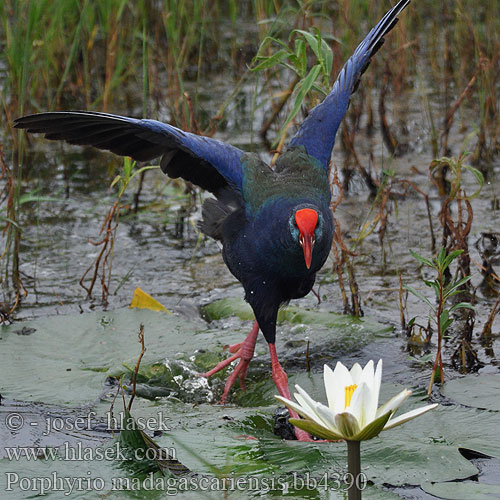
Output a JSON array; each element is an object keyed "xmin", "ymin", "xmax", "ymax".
[{"xmin": 14, "ymin": 0, "xmax": 410, "ymax": 441}]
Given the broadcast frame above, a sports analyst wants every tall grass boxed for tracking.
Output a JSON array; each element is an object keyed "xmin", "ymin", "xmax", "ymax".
[{"xmin": 0, "ymin": 0, "xmax": 497, "ymax": 314}]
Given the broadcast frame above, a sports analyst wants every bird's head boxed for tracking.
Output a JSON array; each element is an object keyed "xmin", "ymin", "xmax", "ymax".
[{"xmin": 289, "ymin": 207, "xmax": 321, "ymax": 269}]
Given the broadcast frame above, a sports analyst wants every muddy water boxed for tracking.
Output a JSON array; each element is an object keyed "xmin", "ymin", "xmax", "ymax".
[{"xmin": 12, "ymin": 80, "xmax": 500, "ymax": 371}]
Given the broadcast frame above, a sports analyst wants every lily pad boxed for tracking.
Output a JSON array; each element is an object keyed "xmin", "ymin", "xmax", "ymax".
[
  {"xmin": 203, "ymin": 297, "xmax": 393, "ymax": 333},
  {"xmin": 2, "ymin": 307, "xmax": 500, "ymax": 498},
  {"xmin": 0, "ymin": 308, "xmax": 206, "ymax": 405},
  {"xmin": 389, "ymin": 402, "xmax": 500, "ymax": 460},
  {"xmin": 421, "ymin": 481, "xmax": 500, "ymax": 499},
  {"xmin": 230, "ymin": 379, "xmax": 480, "ymax": 486},
  {"xmin": 202, "ymin": 297, "xmax": 393, "ymax": 361},
  {"xmin": 441, "ymin": 374, "xmax": 500, "ymax": 411}
]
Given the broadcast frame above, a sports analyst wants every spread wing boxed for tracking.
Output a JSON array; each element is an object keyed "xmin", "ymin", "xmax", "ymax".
[
  {"xmin": 14, "ymin": 111, "xmax": 244, "ymax": 196},
  {"xmin": 288, "ymin": 0, "xmax": 411, "ymax": 170}
]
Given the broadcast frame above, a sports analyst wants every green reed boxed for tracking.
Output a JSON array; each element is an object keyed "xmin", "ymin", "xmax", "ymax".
[{"xmin": 1, "ymin": 0, "xmax": 498, "ymax": 313}]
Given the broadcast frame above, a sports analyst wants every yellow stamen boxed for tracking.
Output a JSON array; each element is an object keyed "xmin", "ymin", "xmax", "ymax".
[{"xmin": 344, "ymin": 384, "xmax": 357, "ymax": 408}]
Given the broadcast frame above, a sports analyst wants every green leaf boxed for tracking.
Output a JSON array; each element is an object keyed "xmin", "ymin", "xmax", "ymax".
[
  {"xmin": 320, "ymin": 37, "xmax": 333, "ymax": 76},
  {"xmin": 129, "ymin": 165, "xmax": 160, "ymax": 181},
  {"xmin": 437, "ymin": 246, "xmax": 447, "ymax": 266},
  {"xmin": 0, "ymin": 217, "xmax": 22, "ymax": 229},
  {"xmin": 409, "ymin": 249, "xmax": 435, "ymax": 269},
  {"xmin": 463, "ymin": 164, "xmax": 485, "ymax": 198},
  {"xmin": 440, "ymin": 309, "xmax": 449, "ymax": 326},
  {"xmin": 293, "ymin": 38, "xmax": 307, "ymax": 76},
  {"xmin": 422, "ymin": 481, "xmax": 500, "ymax": 500},
  {"xmin": 449, "ymin": 302, "xmax": 475, "ymax": 313},
  {"xmin": 441, "ymin": 318, "xmax": 453, "ymax": 334},
  {"xmin": 444, "ymin": 276, "xmax": 472, "ymax": 298},
  {"xmin": 20, "ymin": 195, "xmax": 62, "ymax": 204},
  {"xmin": 110, "ymin": 174, "xmax": 122, "ymax": 190},
  {"xmin": 442, "ymin": 249, "xmax": 464, "ymax": 270},
  {"xmin": 353, "ymin": 412, "xmax": 392, "ymax": 441},
  {"xmin": 292, "ymin": 28, "xmax": 321, "ymax": 62},
  {"xmin": 403, "ymin": 285, "xmax": 435, "ymax": 311},
  {"xmin": 424, "ymin": 279, "xmax": 440, "ymax": 298},
  {"xmin": 443, "ymin": 289, "xmax": 466, "ymax": 301},
  {"xmin": 277, "ymin": 64, "xmax": 321, "ymax": 139},
  {"xmin": 251, "ymin": 48, "xmax": 290, "ymax": 71},
  {"xmin": 122, "ymin": 156, "xmax": 135, "ymax": 177}
]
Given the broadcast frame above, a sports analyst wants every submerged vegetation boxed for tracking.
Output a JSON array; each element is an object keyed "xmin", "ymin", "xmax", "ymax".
[{"xmin": 0, "ymin": 1, "xmax": 499, "ymax": 388}]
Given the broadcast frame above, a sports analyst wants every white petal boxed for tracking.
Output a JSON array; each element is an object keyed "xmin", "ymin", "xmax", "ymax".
[
  {"xmin": 383, "ymin": 404, "xmax": 438, "ymax": 430},
  {"xmin": 323, "ymin": 364, "xmax": 337, "ymax": 412},
  {"xmin": 347, "ymin": 381, "xmax": 372, "ymax": 427},
  {"xmin": 295, "ymin": 385, "xmax": 321, "ymax": 417},
  {"xmin": 294, "ymin": 389, "xmax": 336, "ymax": 430},
  {"xmin": 349, "ymin": 363, "xmax": 363, "ymax": 384},
  {"xmin": 361, "ymin": 360, "xmax": 375, "ymax": 389},
  {"xmin": 373, "ymin": 361, "xmax": 383, "ymax": 403},
  {"xmin": 369, "ymin": 360, "xmax": 383, "ymax": 421},
  {"xmin": 274, "ymin": 395, "xmax": 321, "ymax": 424},
  {"xmin": 333, "ymin": 360, "xmax": 353, "ymax": 386},
  {"xmin": 313, "ymin": 401, "xmax": 341, "ymax": 433},
  {"xmin": 376, "ymin": 389, "xmax": 412, "ymax": 418},
  {"xmin": 330, "ymin": 361, "xmax": 353, "ymax": 413}
]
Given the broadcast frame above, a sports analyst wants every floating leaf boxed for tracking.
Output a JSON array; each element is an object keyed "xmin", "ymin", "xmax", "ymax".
[
  {"xmin": 441, "ymin": 374, "xmax": 500, "ymax": 411},
  {"xmin": 422, "ymin": 481, "xmax": 500, "ymax": 499},
  {"xmin": 130, "ymin": 287, "xmax": 170, "ymax": 313}
]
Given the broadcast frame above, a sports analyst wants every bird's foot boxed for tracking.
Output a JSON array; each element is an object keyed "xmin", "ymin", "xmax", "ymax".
[{"xmin": 202, "ymin": 321, "xmax": 259, "ymax": 404}]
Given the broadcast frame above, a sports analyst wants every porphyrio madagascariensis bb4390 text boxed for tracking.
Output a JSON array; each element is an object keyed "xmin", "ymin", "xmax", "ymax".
[{"xmin": 14, "ymin": 0, "xmax": 410, "ymax": 441}]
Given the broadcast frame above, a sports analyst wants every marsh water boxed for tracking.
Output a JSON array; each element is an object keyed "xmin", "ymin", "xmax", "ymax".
[
  {"xmin": 1, "ymin": 8, "xmax": 500, "ymax": 499},
  {"xmin": 12, "ymin": 78, "xmax": 500, "ymax": 373}
]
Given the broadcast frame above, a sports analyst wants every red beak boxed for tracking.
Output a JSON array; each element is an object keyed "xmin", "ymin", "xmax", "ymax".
[
  {"xmin": 300, "ymin": 232, "xmax": 314, "ymax": 269},
  {"xmin": 295, "ymin": 208, "xmax": 318, "ymax": 269}
]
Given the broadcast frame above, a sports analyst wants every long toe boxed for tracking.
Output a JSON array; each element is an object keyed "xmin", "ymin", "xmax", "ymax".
[
  {"xmin": 203, "ymin": 320, "xmax": 260, "ymax": 402},
  {"xmin": 219, "ymin": 357, "xmax": 251, "ymax": 404},
  {"xmin": 201, "ymin": 350, "xmax": 240, "ymax": 378},
  {"xmin": 227, "ymin": 341, "xmax": 244, "ymax": 353}
]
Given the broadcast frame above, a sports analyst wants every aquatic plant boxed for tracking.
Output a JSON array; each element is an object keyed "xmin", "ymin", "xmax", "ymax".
[
  {"xmin": 277, "ymin": 360, "xmax": 437, "ymax": 499},
  {"xmin": 404, "ymin": 247, "xmax": 475, "ymax": 394},
  {"xmin": 80, "ymin": 157, "xmax": 159, "ymax": 303}
]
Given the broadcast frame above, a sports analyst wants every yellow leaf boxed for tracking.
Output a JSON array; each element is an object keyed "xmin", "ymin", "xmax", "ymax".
[{"xmin": 129, "ymin": 287, "xmax": 170, "ymax": 313}]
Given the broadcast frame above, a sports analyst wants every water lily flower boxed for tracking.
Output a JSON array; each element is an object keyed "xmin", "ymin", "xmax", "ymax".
[{"xmin": 275, "ymin": 360, "xmax": 438, "ymax": 441}]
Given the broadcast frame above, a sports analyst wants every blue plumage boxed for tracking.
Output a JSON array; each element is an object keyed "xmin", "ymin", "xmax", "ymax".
[
  {"xmin": 14, "ymin": 0, "xmax": 410, "ymax": 417},
  {"xmin": 15, "ymin": 111, "xmax": 245, "ymax": 196},
  {"xmin": 289, "ymin": 0, "xmax": 411, "ymax": 170}
]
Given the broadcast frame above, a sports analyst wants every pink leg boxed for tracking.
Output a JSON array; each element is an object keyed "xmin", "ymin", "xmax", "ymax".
[
  {"xmin": 269, "ymin": 343, "xmax": 314, "ymax": 442},
  {"xmin": 202, "ymin": 321, "xmax": 259, "ymax": 404}
]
